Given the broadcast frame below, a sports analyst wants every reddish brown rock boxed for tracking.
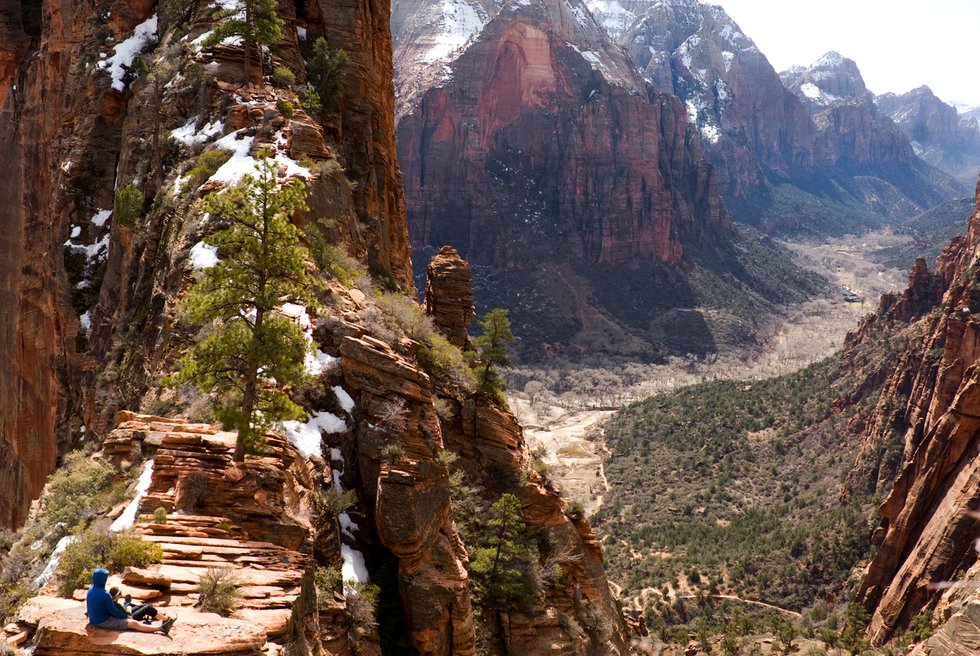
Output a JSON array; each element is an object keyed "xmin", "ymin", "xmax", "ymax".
[
  {"xmin": 424, "ymin": 246, "xmax": 475, "ymax": 350},
  {"xmin": 854, "ymin": 179, "xmax": 980, "ymax": 643},
  {"xmin": 397, "ymin": 0, "xmax": 729, "ymax": 272}
]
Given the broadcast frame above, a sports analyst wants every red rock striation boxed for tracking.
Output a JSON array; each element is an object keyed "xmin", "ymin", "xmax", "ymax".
[
  {"xmin": 0, "ymin": 0, "xmax": 414, "ymax": 528},
  {"xmin": 396, "ymin": 0, "xmax": 729, "ymax": 270},
  {"xmin": 851, "ymin": 178, "xmax": 980, "ymax": 643}
]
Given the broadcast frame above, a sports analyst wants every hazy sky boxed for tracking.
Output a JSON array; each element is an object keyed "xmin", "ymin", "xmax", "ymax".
[{"xmin": 707, "ymin": 0, "xmax": 980, "ymax": 106}]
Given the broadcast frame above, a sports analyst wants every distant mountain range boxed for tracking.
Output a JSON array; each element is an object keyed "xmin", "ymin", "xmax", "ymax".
[{"xmin": 391, "ymin": 0, "xmax": 974, "ymax": 358}]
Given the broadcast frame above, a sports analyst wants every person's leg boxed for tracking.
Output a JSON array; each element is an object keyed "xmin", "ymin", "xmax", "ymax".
[{"xmin": 126, "ymin": 619, "xmax": 159, "ymax": 633}]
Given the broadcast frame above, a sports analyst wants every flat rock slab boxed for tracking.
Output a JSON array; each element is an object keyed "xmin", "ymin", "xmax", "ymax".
[{"xmin": 31, "ymin": 605, "xmax": 267, "ymax": 655}]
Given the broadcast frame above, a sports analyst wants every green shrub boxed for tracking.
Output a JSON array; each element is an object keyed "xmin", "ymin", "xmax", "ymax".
[
  {"xmin": 183, "ymin": 148, "xmax": 233, "ymax": 191},
  {"xmin": 307, "ymin": 38, "xmax": 348, "ymax": 113},
  {"xmin": 271, "ymin": 65, "xmax": 296, "ymax": 89},
  {"xmin": 299, "ymin": 85, "xmax": 322, "ymax": 116},
  {"xmin": 305, "ymin": 231, "xmax": 364, "ymax": 286},
  {"xmin": 196, "ymin": 567, "xmax": 242, "ymax": 616},
  {"xmin": 277, "ymin": 100, "xmax": 294, "ymax": 119},
  {"xmin": 44, "ymin": 452, "xmax": 121, "ymax": 535},
  {"xmin": 57, "ymin": 527, "xmax": 163, "ymax": 597},
  {"xmin": 114, "ymin": 182, "xmax": 144, "ymax": 228},
  {"xmin": 418, "ymin": 334, "xmax": 476, "ymax": 392},
  {"xmin": 314, "ymin": 566, "xmax": 342, "ymax": 609},
  {"xmin": 151, "ymin": 507, "xmax": 168, "ymax": 524}
]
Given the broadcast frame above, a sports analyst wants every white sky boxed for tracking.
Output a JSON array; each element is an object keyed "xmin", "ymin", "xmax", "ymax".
[{"xmin": 706, "ymin": 0, "xmax": 980, "ymax": 107}]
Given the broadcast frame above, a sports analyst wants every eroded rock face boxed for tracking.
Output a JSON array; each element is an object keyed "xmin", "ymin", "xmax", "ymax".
[
  {"xmin": 0, "ymin": 0, "xmax": 414, "ymax": 528},
  {"xmin": 396, "ymin": 0, "xmax": 729, "ymax": 271},
  {"xmin": 852, "ymin": 179, "xmax": 980, "ymax": 643}
]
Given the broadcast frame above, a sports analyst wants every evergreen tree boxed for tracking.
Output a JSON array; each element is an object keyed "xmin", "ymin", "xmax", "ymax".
[
  {"xmin": 468, "ymin": 493, "xmax": 533, "ymax": 607},
  {"xmin": 171, "ymin": 156, "xmax": 320, "ymax": 461},
  {"xmin": 203, "ymin": 0, "xmax": 283, "ymax": 82},
  {"xmin": 306, "ymin": 37, "xmax": 349, "ymax": 114},
  {"xmin": 470, "ymin": 308, "xmax": 513, "ymax": 401}
]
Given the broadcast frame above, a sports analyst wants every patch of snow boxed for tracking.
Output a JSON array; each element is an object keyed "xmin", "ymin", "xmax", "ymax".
[
  {"xmin": 70, "ymin": 226, "xmax": 81, "ymax": 239},
  {"xmin": 79, "ymin": 311, "xmax": 91, "ymax": 331},
  {"xmin": 800, "ymin": 82, "xmax": 822, "ymax": 100},
  {"xmin": 65, "ymin": 233, "xmax": 110, "ymax": 261},
  {"xmin": 171, "ymin": 118, "xmax": 224, "ymax": 147},
  {"xmin": 297, "ymin": 26, "xmax": 307, "ymax": 40},
  {"xmin": 341, "ymin": 543, "xmax": 369, "ymax": 589},
  {"xmin": 91, "ymin": 210, "xmax": 111, "ymax": 228},
  {"xmin": 35, "ymin": 536, "xmax": 78, "ymax": 587},
  {"xmin": 110, "ymin": 459, "xmax": 155, "ymax": 532},
  {"xmin": 330, "ymin": 447, "xmax": 343, "ymax": 462},
  {"xmin": 190, "ymin": 241, "xmax": 219, "ymax": 269},
  {"xmin": 98, "ymin": 13, "xmax": 158, "ymax": 92},
  {"xmin": 722, "ymin": 50, "xmax": 734, "ymax": 72},
  {"xmin": 307, "ymin": 349, "xmax": 338, "ymax": 376},
  {"xmin": 700, "ymin": 122, "xmax": 720, "ymax": 144},
  {"xmin": 206, "ymin": 130, "xmax": 311, "ymax": 187},
  {"xmin": 421, "ymin": 0, "xmax": 489, "ymax": 64},
  {"xmin": 281, "ymin": 411, "xmax": 346, "ymax": 459},
  {"xmin": 333, "ymin": 386, "xmax": 355, "ymax": 413},
  {"xmin": 584, "ymin": 0, "xmax": 631, "ymax": 36}
]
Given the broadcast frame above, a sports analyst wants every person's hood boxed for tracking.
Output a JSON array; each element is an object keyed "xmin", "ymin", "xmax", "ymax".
[{"xmin": 92, "ymin": 568, "xmax": 109, "ymax": 588}]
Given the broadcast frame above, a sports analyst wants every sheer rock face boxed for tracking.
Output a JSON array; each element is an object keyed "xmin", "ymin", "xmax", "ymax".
[
  {"xmin": 424, "ymin": 246, "xmax": 475, "ymax": 351},
  {"xmin": 851, "ymin": 178, "xmax": 980, "ymax": 643},
  {"xmin": 0, "ymin": 0, "xmax": 412, "ymax": 528},
  {"xmin": 395, "ymin": 0, "xmax": 729, "ymax": 271}
]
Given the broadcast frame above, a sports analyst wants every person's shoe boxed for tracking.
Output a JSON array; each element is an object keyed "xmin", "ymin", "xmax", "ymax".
[{"xmin": 161, "ymin": 617, "xmax": 175, "ymax": 636}]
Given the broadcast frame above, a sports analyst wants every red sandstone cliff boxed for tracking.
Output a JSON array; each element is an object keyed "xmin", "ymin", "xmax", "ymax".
[
  {"xmin": 847, "ymin": 178, "xmax": 980, "ymax": 644},
  {"xmin": 396, "ymin": 0, "xmax": 729, "ymax": 271},
  {"xmin": 0, "ymin": 0, "xmax": 413, "ymax": 529}
]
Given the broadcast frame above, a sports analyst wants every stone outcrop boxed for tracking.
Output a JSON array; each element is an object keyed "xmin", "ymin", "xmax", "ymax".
[
  {"xmin": 424, "ymin": 246, "xmax": 475, "ymax": 350},
  {"xmin": 851, "ymin": 179, "xmax": 980, "ymax": 643},
  {"xmin": 9, "ymin": 413, "xmax": 322, "ymax": 655}
]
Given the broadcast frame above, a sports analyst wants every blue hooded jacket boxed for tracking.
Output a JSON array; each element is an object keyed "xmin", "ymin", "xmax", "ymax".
[{"xmin": 86, "ymin": 568, "xmax": 128, "ymax": 625}]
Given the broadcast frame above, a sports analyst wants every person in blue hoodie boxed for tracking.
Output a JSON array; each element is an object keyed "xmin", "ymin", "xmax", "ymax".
[{"xmin": 86, "ymin": 568, "xmax": 175, "ymax": 635}]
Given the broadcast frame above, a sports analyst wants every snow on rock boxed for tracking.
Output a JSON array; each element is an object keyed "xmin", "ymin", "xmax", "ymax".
[
  {"xmin": 421, "ymin": 0, "xmax": 489, "ymax": 64},
  {"xmin": 171, "ymin": 118, "xmax": 224, "ymax": 147},
  {"xmin": 206, "ymin": 130, "xmax": 312, "ymax": 187},
  {"xmin": 281, "ymin": 412, "xmax": 347, "ymax": 459},
  {"xmin": 190, "ymin": 241, "xmax": 219, "ymax": 269},
  {"xmin": 333, "ymin": 386, "xmax": 355, "ymax": 413},
  {"xmin": 341, "ymin": 544, "xmax": 369, "ymax": 589},
  {"xmin": 91, "ymin": 209, "xmax": 112, "ymax": 228},
  {"xmin": 110, "ymin": 459, "xmax": 155, "ymax": 532},
  {"xmin": 65, "ymin": 233, "xmax": 110, "ymax": 262},
  {"xmin": 35, "ymin": 536, "xmax": 78, "ymax": 588},
  {"xmin": 79, "ymin": 311, "xmax": 91, "ymax": 331},
  {"xmin": 297, "ymin": 26, "xmax": 308, "ymax": 40},
  {"xmin": 99, "ymin": 13, "xmax": 158, "ymax": 92}
]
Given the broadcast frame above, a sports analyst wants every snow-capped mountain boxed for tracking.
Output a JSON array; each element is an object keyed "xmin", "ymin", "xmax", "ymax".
[
  {"xmin": 878, "ymin": 86, "xmax": 980, "ymax": 182},
  {"xmin": 781, "ymin": 51, "xmax": 870, "ymax": 108}
]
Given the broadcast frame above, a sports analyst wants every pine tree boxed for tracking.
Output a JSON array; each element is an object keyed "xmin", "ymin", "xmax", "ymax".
[
  {"xmin": 470, "ymin": 308, "xmax": 513, "ymax": 401},
  {"xmin": 306, "ymin": 37, "xmax": 349, "ymax": 115},
  {"xmin": 171, "ymin": 156, "xmax": 320, "ymax": 461},
  {"xmin": 468, "ymin": 493, "xmax": 533, "ymax": 607},
  {"xmin": 203, "ymin": 0, "xmax": 283, "ymax": 82}
]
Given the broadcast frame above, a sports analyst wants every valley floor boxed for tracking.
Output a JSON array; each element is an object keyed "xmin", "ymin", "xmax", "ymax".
[{"xmin": 507, "ymin": 229, "xmax": 914, "ymax": 512}]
